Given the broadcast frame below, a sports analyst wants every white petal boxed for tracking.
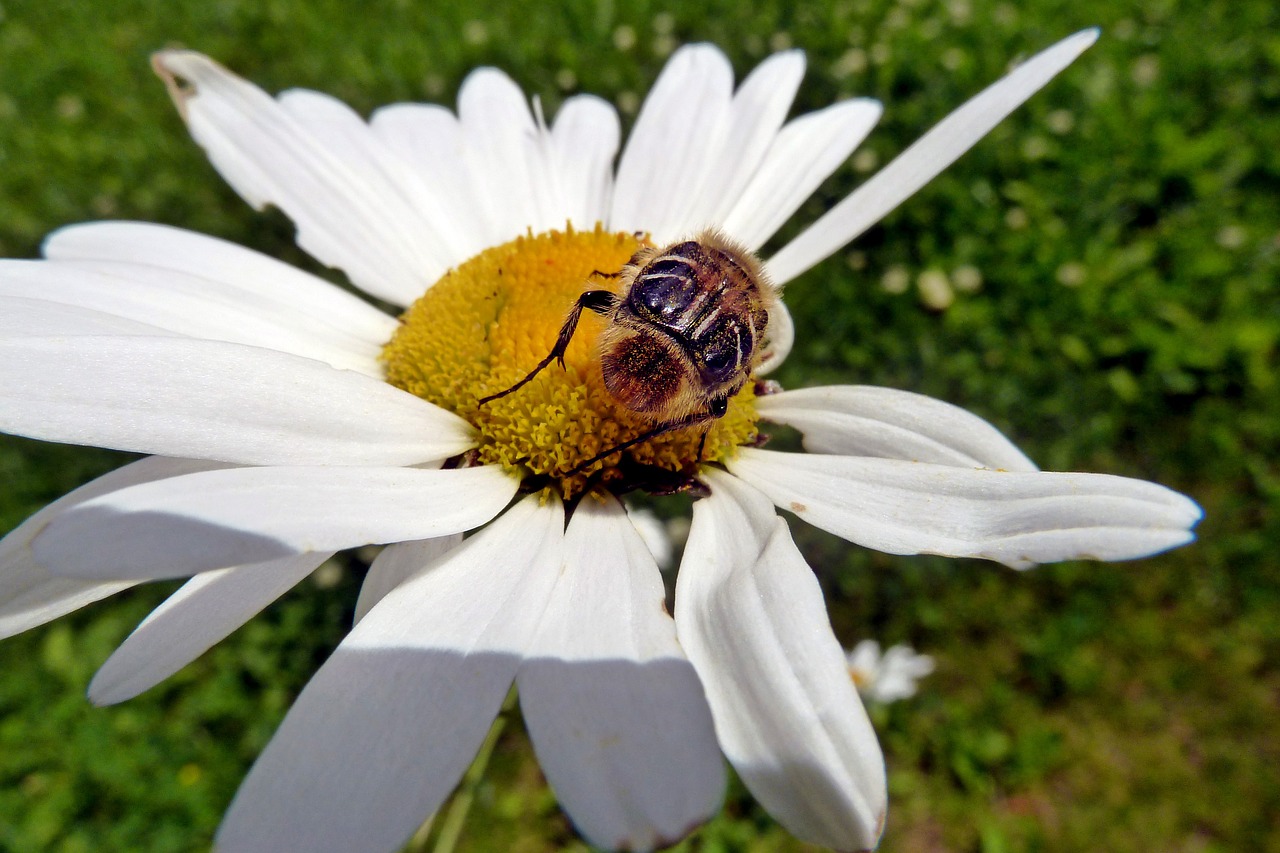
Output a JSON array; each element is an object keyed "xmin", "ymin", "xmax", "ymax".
[
  {"xmin": 624, "ymin": 505, "xmax": 674, "ymax": 570},
  {"xmin": 0, "ymin": 295, "xmax": 176, "ymax": 337},
  {"xmin": 152, "ymin": 51, "xmax": 433, "ymax": 306},
  {"xmin": 352, "ymin": 535, "xmax": 463, "ymax": 625},
  {"xmin": 274, "ymin": 88, "xmax": 465, "ymax": 284},
  {"xmin": 35, "ymin": 464, "xmax": 519, "ymax": 579},
  {"xmin": 727, "ymin": 447, "xmax": 1202, "ymax": 569},
  {"xmin": 457, "ymin": 68, "xmax": 558, "ymax": 241},
  {"xmin": 44, "ymin": 222, "xmax": 398, "ymax": 349},
  {"xmin": 699, "ymin": 50, "xmax": 806, "ymax": 228},
  {"xmin": 216, "ymin": 494, "xmax": 564, "ymax": 853},
  {"xmin": 0, "ymin": 260, "xmax": 383, "ymax": 375},
  {"xmin": 518, "ymin": 498, "xmax": 723, "ymax": 850},
  {"xmin": 370, "ymin": 104, "xmax": 491, "ymax": 264},
  {"xmin": 675, "ymin": 469, "xmax": 886, "ymax": 849},
  {"xmin": 756, "ymin": 385, "xmax": 1038, "ymax": 471},
  {"xmin": 0, "ymin": 457, "xmax": 226, "ymax": 639},
  {"xmin": 550, "ymin": 95, "xmax": 621, "ymax": 228},
  {"xmin": 89, "ymin": 552, "xmax": 332, "ymax": 705},
  {"xmin": 767, "ymin": 30, "xmax": 1100, "ymax": 285},
  {"xmin": 610, "ymin": 44, "xmax": 734, "ymax": 240},
  {"xmin": 722, "ymin": 98, "xmax": 882, "ymax": 251},
  {"xmin": 756, "ymin": 297, "xmax": 794, "ymax": 375},
  {"xmin": 0, "ymin": 335, "xmax": 473, "ymax": 466}
]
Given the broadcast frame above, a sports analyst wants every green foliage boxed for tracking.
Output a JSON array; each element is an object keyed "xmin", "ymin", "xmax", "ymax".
[{"xmin": 1, "ymin": 0, "xmax": 1276, "ymax": 851}]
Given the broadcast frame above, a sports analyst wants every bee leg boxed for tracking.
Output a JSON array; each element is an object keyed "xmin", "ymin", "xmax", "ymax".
[
  {"xmin": 566, "ymin": 395, "xmax": 728, "ymax": 477},
  {"xmin": 478, "ymin": 290, "xmax": 619, "ymax": 405},
  {"xmin": 566, "ymin": 411, "xmax": 712, "ymax": 477},
  {"xmin": 694, "ymin": 396, "xmax": 727, "ymax": 463},
  {"xmin": 612, "ymin": 458, "xmax": 711, "ymax": 497}
]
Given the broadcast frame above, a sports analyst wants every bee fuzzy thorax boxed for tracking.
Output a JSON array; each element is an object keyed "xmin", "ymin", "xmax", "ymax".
[{"xmin": 380, "ymin": 226, "xmax": 765, "ymax": 498}]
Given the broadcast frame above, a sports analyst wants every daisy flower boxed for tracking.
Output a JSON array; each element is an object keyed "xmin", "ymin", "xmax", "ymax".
[
  {"xmin": 847, "ymin": 640, "xmax": 937, "ymax": 704},
  {"xmin": 0, "ymin": 29, "xmax": 1201, "ymax": 853}
]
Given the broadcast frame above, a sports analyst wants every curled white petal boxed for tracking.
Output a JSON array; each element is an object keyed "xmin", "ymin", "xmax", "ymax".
[
  {"xmin": 35, "ymin": 464, "xmax": 518, "ymax": 579},
  {"xmin": 757, "ymin": 298, "xmax": 795, "ymax": 375},
  {"xmin": 458, "ymin": 68, "xmax": 561, "ymax": 241},
  {"xmin": 757, "ymin": 385, "xmax": 1037, "ymax": 471},
  {"xmin": 727, "ymin": 447, "xmax": 1202, "ymax": 569},
  {"xmin": 676, "ymin": 469, "xmax": 886, "ymax": 849},
  {"xmin": 624, "ymin": 505, "xmax": 675, "ymax": 570},
  {"xmin": 216, "ymin": 494, "xmax": 564, "ymax": 853},
  {"xmin": 152, "ymin": 50, "xmax": 435, "ymax": 306}
]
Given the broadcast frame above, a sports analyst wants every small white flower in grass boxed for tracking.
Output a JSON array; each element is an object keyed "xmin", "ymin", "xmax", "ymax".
[
  {"xmin": 0, "ymin": 29, "xmax": 1201, "ymax": 853},
  {"xmin": 847, "ymin": 640, "xmax": 936, "ymax": 704}
]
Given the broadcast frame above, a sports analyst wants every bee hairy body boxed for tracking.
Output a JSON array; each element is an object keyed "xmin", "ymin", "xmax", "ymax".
[{"xmin": 600, "ymin": 231, "xmax": 774, "ymax": 423}]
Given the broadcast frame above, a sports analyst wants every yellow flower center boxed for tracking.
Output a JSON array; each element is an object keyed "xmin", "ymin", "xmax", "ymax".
[{"xmin": 381, "ymin": 226, "xmax": 761, "ymax": 498}]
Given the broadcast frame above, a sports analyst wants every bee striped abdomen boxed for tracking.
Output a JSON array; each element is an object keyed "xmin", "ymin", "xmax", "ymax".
[{"xmin": 595, "ymin": 230, "xmax": 776, "ymax": 422}]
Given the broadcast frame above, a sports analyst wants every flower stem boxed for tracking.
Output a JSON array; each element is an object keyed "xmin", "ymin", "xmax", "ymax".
[{"xmin": 425, "ymin": 689, "xmax": 516, "ymax": 853}]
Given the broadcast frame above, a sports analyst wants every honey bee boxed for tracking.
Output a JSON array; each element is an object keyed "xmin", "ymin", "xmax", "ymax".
[{"xmin": 479, "ymin": 229, "xmax": 777, "ymax": 474}]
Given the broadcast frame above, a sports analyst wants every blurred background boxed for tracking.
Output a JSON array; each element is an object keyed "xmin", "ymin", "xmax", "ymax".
[{"xmin": 0, "ymin": 0, "xmax": 1275, "ymax": 850}]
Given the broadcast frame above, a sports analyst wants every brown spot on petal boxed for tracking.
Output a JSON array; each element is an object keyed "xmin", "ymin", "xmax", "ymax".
[
  {"xmin": 789, "ymin": 500, "xmax": 807, "ymax": 513},
  {"xmin": 151, "ymin": 53, "xmax": 196, "ymax": 120}
]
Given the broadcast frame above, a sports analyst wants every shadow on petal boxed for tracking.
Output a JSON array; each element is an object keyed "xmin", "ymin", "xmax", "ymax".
[
  {"xmin": 731, "ymin": 755, "xmax": 886, "ymax": 852},
  {"xmin": 519, "ymin": 656, "xmax": 724, "ymax": 852},
  {"xmin": 35, "ymin": 505, "xmax": 296, "ymax": 579},
  {"xmin": 219, "ymin": 646, "xmax": 523, "ymax": 853}
]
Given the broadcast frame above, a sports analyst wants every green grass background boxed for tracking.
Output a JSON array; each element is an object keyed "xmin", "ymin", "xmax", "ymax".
[{"xmin": 1, "ymin": 0, "xmax": 1276, "ymax": 850}]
